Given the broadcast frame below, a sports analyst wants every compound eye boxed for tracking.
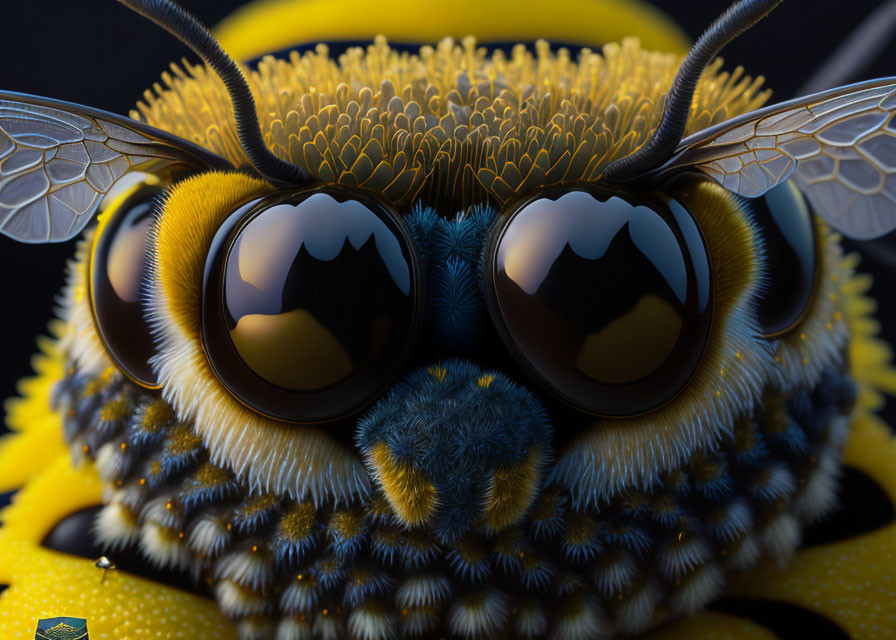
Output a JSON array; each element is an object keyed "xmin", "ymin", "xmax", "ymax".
[
  {"xmin": 202, "ymin": 189, "xmax": 422, "ymax": 423},
  {"xmin": 485, "ymin": 188, "xmax": 712, "ymax": 416},
  {"xmin": 89, "ymin": 186, "xmax": 162, "ymax": 388},
  {"xmin": 749, "ymin": 181, "xmax": 819, "ymax": 338}
]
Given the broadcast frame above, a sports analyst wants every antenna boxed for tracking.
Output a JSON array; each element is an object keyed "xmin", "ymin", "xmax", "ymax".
[
  {"xmin": 117, "ymin": 0, "xmax": 309, "ymax": 187},
  {"xmin": 604, "ymin": 0, "xmax": 783, "ymax": 181}
]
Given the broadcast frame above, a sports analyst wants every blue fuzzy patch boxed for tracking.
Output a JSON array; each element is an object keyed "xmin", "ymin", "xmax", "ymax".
[
  {"xmin": 446, "ymin": 543, "xmax": 492, "ymax": 582},
  {"xmin": 605, "ymin": 523, "xmax": 652, "ymax": 557},
  {"xmin": 400, "ymin": 534, "xmax": 440, "ymax": 571},
  {"xmin": 179, "ymin": 473, "xmax": 240, "ymax": 512},
  {"xmin": 327, "ymin": 522, "xmax": 367, "ymax": 560},
  {"xmin": 343, "ymin": 568, "xmax": 393, "ymax": 607},
  {"xmin": 273, "ymin": 525, "xmax": 319, "ymax": 570},
  {"xmin": 357, "ymin": 359, "xmax": 551, "ymax": 541},
  {"xmin": 518, "ymin": 555, "xmax": 555, "ymax": 590},
  {"xmin": 405, "ymin": 204, "xmax": 497, "ymax": 348},
  {"xmin": 232, "ymin": 498, "xmax": 281, "ymax": 535},
  {"xmin": 312, "ymin": 556, "xmax": 345, "ymax": 591},
  {"xmin": 369, "ymin": 527, "xmax": 402, "ymax": 566}
]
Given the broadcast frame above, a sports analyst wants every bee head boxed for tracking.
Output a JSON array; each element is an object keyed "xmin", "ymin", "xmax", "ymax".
[
  {"xmin": 3, "ymin": 0, "xmax": 888, "ymax": 635},
  {"xmin": 70, "ymin": 0, "xmax": 826, "ymax": 539},
  {"xmin": 62, "ymin": 0, "xmax": 844, "ymax": 529}
]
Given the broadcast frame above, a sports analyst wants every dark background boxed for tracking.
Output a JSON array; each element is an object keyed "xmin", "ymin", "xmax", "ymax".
[{"xmin": 0, "ymin": 0, "xmax": 894, "ymax": 425}]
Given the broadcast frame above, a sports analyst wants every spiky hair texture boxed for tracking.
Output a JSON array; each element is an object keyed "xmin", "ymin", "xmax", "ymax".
[
  {"xmin": 405, "ymin": 204, "xmax": 496, "ymax": 347},
  {"xmin": 58, "ymin": 231, "xmax": 114, "ymax": 379},
  {"xmin": 145, "ymin": 171, "xmax": 370, "ymax": 505},
  {"xmin": 59, "ymin": 174, "xmax": 171, "ymax": 383},
  {"xmin": 550, "ymin": 180, "xmax": 783, "ymax": 505},
  {"xmin": 32, "ymin": 348, "xmax": 862, "ymax": 637},
  {"xmin": 358, "ymin": 359, "xmax": 551, "ymax": 539},
  {"xmin": 771, "ymin": 219, "xmax": 852, "ymax": 391},
  {"xmin": 133, "ymin": 37, "xmax": 769, "ymax": 210},
  {"xmin": 66, "ymin": 171, "xmax": 856, "ymax": 515}
]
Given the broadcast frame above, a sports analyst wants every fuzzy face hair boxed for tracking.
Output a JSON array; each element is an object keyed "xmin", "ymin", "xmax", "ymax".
[{"xmin": 2, "ymin": 35, "xmax": 883, "ymax": 640}]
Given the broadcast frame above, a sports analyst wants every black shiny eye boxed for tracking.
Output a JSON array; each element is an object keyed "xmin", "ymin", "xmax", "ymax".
[
  {"xmin": 89, "ymin": 186, "xmax": 162, "ymax": 388},
  {"xmin": 749, "ymin": 181, "xmax": 819, "ymax": 338},
  {"xmin": 484, "ymin": 187, "xmax": 712, "ymax": 416},
  {"xmin": 202, "ymin": 189, "xmax": 423, "ymax": 423}
]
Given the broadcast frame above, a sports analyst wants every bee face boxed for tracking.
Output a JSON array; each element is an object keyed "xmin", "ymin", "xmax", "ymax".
[
  {"xmin": 61, "ymin": 154, "xmax": 855, "ymax": 630},
  {"xmin": 2, "ymin": 0, "xmax": 894, "ymax": 637}
]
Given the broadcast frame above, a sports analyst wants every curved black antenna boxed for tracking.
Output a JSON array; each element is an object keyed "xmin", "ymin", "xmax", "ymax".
[
  {"xmin": 116, "ymin": 0, "xmax": 308, "ymax": 187},
  {"xmin": 604, "ymin": 0, "xmax": 783, "ymax": 182}
]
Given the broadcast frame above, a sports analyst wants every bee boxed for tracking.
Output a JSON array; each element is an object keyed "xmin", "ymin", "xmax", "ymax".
[{"xmin": 1, "ymin": 0, "xmax": 896, "ymax": 638}]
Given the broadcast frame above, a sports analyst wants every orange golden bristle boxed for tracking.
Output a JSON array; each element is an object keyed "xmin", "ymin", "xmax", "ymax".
[{"xmin": 134, "ymin": 37, "xmax": 769, "ymax": 210}]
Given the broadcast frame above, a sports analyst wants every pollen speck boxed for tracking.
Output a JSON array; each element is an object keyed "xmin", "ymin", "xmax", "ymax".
[
  {"xmin": 477, "ymin": 374, "xmax": 494, "ymax": 388},
  {"xmin": 428, "ymin": 366, "xmax": 447, "ymax": 382}
]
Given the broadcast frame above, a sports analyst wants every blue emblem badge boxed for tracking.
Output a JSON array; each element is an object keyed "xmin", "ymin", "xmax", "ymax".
[{"xmin": 34, "ymin": 617, "xmax": 88, "ymax": 640}]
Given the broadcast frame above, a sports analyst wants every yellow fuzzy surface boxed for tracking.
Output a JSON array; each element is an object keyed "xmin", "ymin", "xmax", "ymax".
[
  {"xmin": 153, "ymin": 172, "xmax": 272, "ymax": 338},
  {"xmin": 134, "ymin": 38, "xmax": 768, "ymax": 210},
  {"xmin": 0, "ymin": 456, "xmax": 237, "ymax": 639},
  {"xmin": 480, "ymin": 445, "xmax": 545, "ymax": 533},
  {"xmin": 0, "ymin": 327, "xmax": 67, "ymax": 491},
  {"xmin": 369, "ymin": 441, "xmax": 437, "ymax": 527}
]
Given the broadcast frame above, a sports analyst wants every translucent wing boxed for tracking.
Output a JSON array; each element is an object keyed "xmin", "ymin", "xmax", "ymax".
[
  {"xmin": 655, "ymin": 78, "xmax": 896, "ymax": 240},
  {"xmin": 0, "ymin": 91, "xmax": 230, "ymax": 243}
]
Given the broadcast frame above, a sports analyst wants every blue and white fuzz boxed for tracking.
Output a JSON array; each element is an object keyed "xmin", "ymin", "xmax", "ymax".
[{"xmin": 57, "ymin": 350, "xmax": 856, "ymax": 639}]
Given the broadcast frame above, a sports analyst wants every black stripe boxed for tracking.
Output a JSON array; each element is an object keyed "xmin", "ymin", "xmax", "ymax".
[
  {"xmin": 711, "ymin": 599, "xmax": 850, "ymax": 640},
  {"xmin": 42, "ymin": 506, "xmax": 211, "ymax": 597},
  {"xmin": 800, "ymin": 465, "xmax": 895, "ymax": 548}
]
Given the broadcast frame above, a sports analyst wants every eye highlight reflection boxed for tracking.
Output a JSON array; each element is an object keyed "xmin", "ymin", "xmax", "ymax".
[
  {"xmin": 202, "ymin": 189, "xmax": 422, "ymax": 423},
  {"xmin": 485, "ymin": 188, "xmax": 713, "ymax": 416},
  {"xmin": 749, "ymin": 180, "xmax": 819, "ymax": 339},
  {"xmin": 89, "ymin": 187, "xmax": 163, "ymax": 388}
]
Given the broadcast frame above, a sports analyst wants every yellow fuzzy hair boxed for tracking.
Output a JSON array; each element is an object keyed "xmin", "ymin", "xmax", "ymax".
[
  {"xmin": 146, "ymin": 172, "xmax": 371, "ymax": 505},
  {"xmin": 133, "ymin": 38, "xmax": 769, "ymax": 210}
]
